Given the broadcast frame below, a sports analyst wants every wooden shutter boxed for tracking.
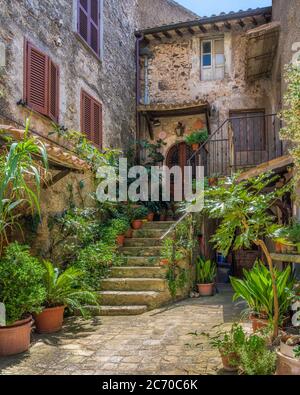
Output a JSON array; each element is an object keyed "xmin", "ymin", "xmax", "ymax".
[
  {"xmin": 78, "ymin": 0, "xmax": 99, "ymax": 56},
  {"xmin": 48, "ymin": 59, "xmax": 59, "ymax": 122},
  {"xmin": 25, "ymin": 41, "xmax": 48, "ymax": 115},
  {"xmin": 78, "ymin": 0, "xmax": 89, "ymax": 43},
  {"xmin": 81, "ymin": 90, "xmax": 102, "ymax": 149}
]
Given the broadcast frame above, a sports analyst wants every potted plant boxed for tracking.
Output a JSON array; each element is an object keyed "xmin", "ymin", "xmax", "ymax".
[
  {"xmin": 231, "ymin": 261, "xmax": 295, "ymax": 332},
  {"xmin": 131, "ymin": 206, "xmax": 148, "ymax": 230},
  {"xmin": 142, "ymin": 202, "xmax": 159, "ymax": 222},
  {"xmin": 195, "ymin": 257, "xmax": 217, "ymax": 296},
  {"xmin": 286, "ymin": 221, "xmax": 300, "ymax": 253},
  {"xmin": 0, "ymin": 243, "xmax": 46, "ymax": 356},
  {"xmin": 207, "ymin": 323, "xmax": 246, "ymax": 372},
  {"xmin": 34, "ymin": 261, "xmax": 98, "ymax": 334},
  {"xmin": 184, "ymin": 129, "xmax": 209, "ymax": 151},
  {"xmin": 109, "ymin": 218, "xmax": 130, "ymax": 247}
]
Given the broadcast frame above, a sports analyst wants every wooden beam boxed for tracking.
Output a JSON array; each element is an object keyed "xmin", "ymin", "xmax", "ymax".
[
  {"xmin": 212, "ymin": 23, "xmax": 219, "ymax": 32},
  {"xmin": 152, "ymin": 33, "xmax": 162, "ymax": 41},
  {"xmin": 198, "ymin": 24, "xmax": 207, "ymax": 33},
  {"xmin": 224, "ymin": 21, "xmax": 231, "ymax": 30},
  {"xmin": 144, "ymin": 112, "xmax": 154, "ymax": 140},
  {"xmin": 43, "ymin": 169, "xmax": 71, "ymax": 189},
  {"xmin": 175, "ymin": 29, "xmax": 183, "ymax": 37},
  {"xmin": 238, "ymin": 19, "xmax": 245, "ymax": 28},
  {"xmin": 188, "ymin": 27, "xmax": 195, "ymax": 35},
  {"xmin": 271, "ymin": 253, "xmax": 300, "ymax": 264},
  {"xmin": 163, "ymin": 31, "xmax": 172, "ymax": 39},
  {"xmin": 251, "ymin": 16, "xmax": 258, "ymax": 26}
]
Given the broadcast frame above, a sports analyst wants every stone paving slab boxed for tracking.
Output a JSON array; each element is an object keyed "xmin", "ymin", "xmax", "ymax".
[{"xmin": 0, "ymin": 286, "xmax": 244, "ymax": 375}]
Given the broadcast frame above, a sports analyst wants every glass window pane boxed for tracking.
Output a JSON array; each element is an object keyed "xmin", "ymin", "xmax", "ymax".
[
  {"xmin": 215, "ymin": 54, "xmax": 224, "ymax": 66},
  {"xmin": 214, "ymin": 39, "xmax": 224, "ymax": 55},
  {"xmin": 202, "ymin": 42, "xmax": 211, "ymax": 54},
  {"xmin": 203, "ymin": 54, "xmax": 212, "ymax": 67}
]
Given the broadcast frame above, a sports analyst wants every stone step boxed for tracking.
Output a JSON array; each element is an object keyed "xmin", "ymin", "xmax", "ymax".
[
  {"xmin": 124, "ymin": 238, "xmax": 163, "ymax": 247},
  {"xmin": 101, "ymin": 278, "xmax": 167, "ymax": 292},
  {"xmin": 143, "ymin": 221, "xmax": 175, "ymax": 230},
  {"xmin": 110, "ymin": 266, "xmax": 166, "ymax": 278},
  {"xmin": 87, "ymin": 305, "xmax": 148, "ymax": 316},
  {"xmin": 132, "ymin": 229, "xmax": 167, "ymax": 238},
  {"xmin": 99, "ymin": 291, "xmax": 165, "ymax": 308},
  {"xmin": 121, "ymin": 246, "xmax": 162, "ymax": 257},
  {"xmin": 124, "ymin": 256, "xmax": 162, "ymax": 266}
]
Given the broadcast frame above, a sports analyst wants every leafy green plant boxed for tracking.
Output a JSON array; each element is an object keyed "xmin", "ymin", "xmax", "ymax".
[
  {"xmin": 184, "ymin": 129, "xmax": 208, "ymax": 145},
  {"xmin": 206, "ymin": 323, "xmax": 246, "ymax": 367},
  {"xmin": 231, "ymin": 261, "xmax": 295, "ymax": 324},
  {"xmin": 203, "ymin": 171, "xmax": 291, "ymax": 338},
  {"xmin": 161, "ymin": 238, "xmax": 185, "ymax": 262},
  {"xmin": 0, "ymin": 119, "xmax": 48, "ymax": 254},
  {"xmin": 137, "ymin": 139, "xmax": 166, "ymax": 166},
  {"xmin": 131, "ymin": 206, "xmax": 148, "ymax": 221},
  {"xmin": 195, "ymin": 257, "xmax": 217, "ymax": 284},
  {"xmin": 0, "ymin": 242, "xmax": 46, "ymax": 325},
  {"xmin": 41, "ymin": 260, "xmax": 98, "ymax": 317},
  {"xmin": 239, "ymin": 333, "xmax": 277, "ymax": 375},
  {"xmin": 166, "ymin": 265, "xmax": 189, "ymax": 298},
  {"xmin": 294, "ymin": 345, "xmax": 300, "ymax": 359},
  {"xmin": 72, "ymin": 241, "xmax": 122, "ymax": 290}
]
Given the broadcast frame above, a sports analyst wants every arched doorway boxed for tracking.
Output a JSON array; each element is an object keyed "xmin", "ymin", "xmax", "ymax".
[{"xmin": 166, "ymin": 142, "xmax": 197, "ymax": 200}]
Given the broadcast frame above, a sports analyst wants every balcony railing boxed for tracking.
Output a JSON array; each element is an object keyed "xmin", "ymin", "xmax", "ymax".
[{"xmin": 189, "ymin": 113, "xmax": 283, "ymax": 177}]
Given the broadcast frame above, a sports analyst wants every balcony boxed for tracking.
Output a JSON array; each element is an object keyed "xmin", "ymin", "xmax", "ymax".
[{"xmin": 191, "ymin": 113, "xmax": 285, "ymax": 177}]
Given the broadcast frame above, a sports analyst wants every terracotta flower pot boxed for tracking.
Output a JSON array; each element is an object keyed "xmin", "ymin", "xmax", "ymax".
[
  {"xmin": 191, "ymin": 143, "xmax": 200, "ymax": 151},
  {"xmin": 131, "ymin": 220, "xmax": 143, "ymax": 230},
  {"xmin": 125, "ymin": 228, "xmax": 133, "ymax": 238},
  {"xmin": 197, "ymin": 283, "xmax": 214, "ymax": 296},
  {"xmin": 275, "ymin": 242, "xmax": 282, "ymax": 253},
  {"xmin": 220, "ymin": 352, "xmax": 239, "ymax": 372},
  {"xmin": 116, "ymin": 235, "xmax": 125, "ymax": 246},
  {"xmin": 0, "ymin": 316, "xmax": 33, "ymax": 356},
  {"xmin": 147, "ymin": 213, "xmax": 154, "ymax": 222},
  {"xmin": 160, "ymin": 259, "xmax": 169, "ymax": 266},
  {"xmin": 160, "ymin": 214, "xmax": 167, "ymax": 222},
  {"xmin": 250, "ymin": 314, "xmax": 269, "ymax": 332},
  {"xmin": 34, "ymin": 306, "xmax": 65, "ymax": 334},
  {"xmin": 276, "ymin": 342, "xmax": 300, "ymax": 375}
]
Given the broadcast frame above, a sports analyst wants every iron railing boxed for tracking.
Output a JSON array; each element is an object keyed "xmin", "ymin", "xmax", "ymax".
[{"xmin": 188, "ymin": 113, "xmax": 283, "ymax": 177}]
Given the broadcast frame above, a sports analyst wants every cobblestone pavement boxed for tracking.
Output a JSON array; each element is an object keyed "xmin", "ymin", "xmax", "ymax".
[{"xmin": 0, "ymin": 286, "xmax": 244, "ymax": 375}]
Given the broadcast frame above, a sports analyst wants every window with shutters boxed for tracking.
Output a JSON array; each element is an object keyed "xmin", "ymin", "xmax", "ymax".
[
  {"xmin": 24, "ymin": 40, "xmax": 59, "ymax": 122},
  {"xmin": 77, "ymin": 0, "xmax": 101, "ymax": 57},
  {"xmin": 81, "ymin": 90, "xmax": 103, "ymax": 149},
  {"xmin": 201, "ymin": 38, "xmax": 225, "ymax": 81}
]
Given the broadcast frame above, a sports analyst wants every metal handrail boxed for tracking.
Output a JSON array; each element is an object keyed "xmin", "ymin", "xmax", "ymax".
[{"xmin": 160, "ymin": 211, "xmax": 190, "ymax": 240}]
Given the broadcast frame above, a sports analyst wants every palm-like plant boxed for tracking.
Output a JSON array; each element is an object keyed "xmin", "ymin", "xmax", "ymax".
[
  {"xmin": 42, "ymin": 260, "xmax": 98, "ymax": 317},
  {"xmin": 196, "ymin": 257, "xmax": 217, "ymax": 284},
  {"xmin": 231, "ymin": 261, "xmax": 295, "ymax": 323},
  {"xmin": 0, "ymin": 118, "xmax": 48, "ymax": 253}
]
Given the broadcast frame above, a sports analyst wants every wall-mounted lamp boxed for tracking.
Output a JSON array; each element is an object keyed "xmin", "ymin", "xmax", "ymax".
[
  {"xmin": 175, "ymin": 122, "xmax": 185, "ymax": 137},
  {"xmin": 152, "ymin": 119, "xmax": 161, "ymax": 127}
]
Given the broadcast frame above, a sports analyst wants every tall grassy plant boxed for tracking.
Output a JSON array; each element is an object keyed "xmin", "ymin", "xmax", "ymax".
[
  {"xmin": 195, "ymin": 257, "xmax": 217, "ymax": 284},
  {"xmin": 0, "ymin": 118, "xmax": 47, "ymax": 253}
]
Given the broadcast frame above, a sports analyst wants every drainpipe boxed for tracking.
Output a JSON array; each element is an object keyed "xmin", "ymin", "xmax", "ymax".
[
  {"xmin": 144, "ymin": 56, "xmax": 149, "ymax": 105},
  {"xmin": 135, "ymin": 33, "xmax": 144, "ymax": 158}
]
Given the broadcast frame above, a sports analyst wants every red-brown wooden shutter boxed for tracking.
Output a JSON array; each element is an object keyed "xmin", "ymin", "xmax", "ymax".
[
  {"xmin": 48, "ymin": 59, "xmax": 59, "ymax": 122},
  {"xmin": 93, "ymin": 100, "xmax": 102, "ymax": 148},
  {"xmin": 81, "ymin": 90, "xmax": 102, "ymax": 149},
  {"xmin": 25, "ymin": 41, "xmax": 48, "ymax": 116}
]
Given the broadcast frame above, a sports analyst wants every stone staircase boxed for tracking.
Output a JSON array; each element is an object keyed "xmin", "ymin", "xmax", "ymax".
[{"xmin": 97, "ymin": 221, "xmax": 176, "ymax": 316}]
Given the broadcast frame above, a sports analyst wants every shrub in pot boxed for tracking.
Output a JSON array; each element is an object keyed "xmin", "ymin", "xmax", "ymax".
[
  {"xmin": 131, "ymin": 207, "xmax": 148, "ymax": 230},
  {"xmin": 109, "ymin": 218, "xmax": 130, "ymax": 247},
  {"xmin": 195, "ymin": 257, "xmax": 217, "ymax": 296},
  {"xmin": 208, "ymin": 323, "xmax": 246, "ymax": 372},
  {"xmin": 34, "ymin": 261, "xmax": 98, "ymax": 334},
  {"xmin": 231, "ymin": 261, "xmax": 295, "ymax": 332},
  {"xmin": 0, "ymin": 243, "xmax": 46, "ymax": 356},
  {"xmin": 184, "ymin": 129, "xmax": 208, "ymax": 151}
]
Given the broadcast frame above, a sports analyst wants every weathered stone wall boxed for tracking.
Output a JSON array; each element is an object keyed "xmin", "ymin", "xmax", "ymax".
[{"xmin": 140, "ymin": 30, "xmax": 272, "ymax": 156}]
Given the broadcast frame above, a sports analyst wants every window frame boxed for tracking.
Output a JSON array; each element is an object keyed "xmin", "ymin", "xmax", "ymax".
[
  {"xmin": 200, "ymin": 37, "xmax": 225, "ymax": 81},
  {"xmin": 75, "ymin": 0, "xmax": 103, "ymax": 60}
]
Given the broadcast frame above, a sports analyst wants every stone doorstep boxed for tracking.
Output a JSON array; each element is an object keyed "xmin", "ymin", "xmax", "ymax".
[
  {"xmin": 101, "ymin": 278, "xmax": 167, "ymax": 292},
  {"xmin": 121, "ymin": 246, "xmax": 163, "ymax": 256},
  {"xmin": 142, "ymin": 221, "xmax": 176, "ymax": 229},
  {"xmin": 87, "ymin": 305, "xmax": 149, "ymax": 316},
  {"xmin": 124, "ymin": 238, "xmax": 163, "ymax": 247},
  {"xmin": 124, "ymin": 256, "xmax": 162, "ymax": 266},
  {"xmin": 99, "ymin": 290, "xmax": 170, "ymax": 309}
]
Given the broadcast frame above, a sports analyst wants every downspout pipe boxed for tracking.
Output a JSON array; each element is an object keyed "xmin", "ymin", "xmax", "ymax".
[{"xmin": 135, "ymin": 33, "xmax": 144, "ymax": 162}]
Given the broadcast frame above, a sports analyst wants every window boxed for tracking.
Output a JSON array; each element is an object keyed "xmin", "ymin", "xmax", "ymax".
[
  {"xmin": 24, "ymin": 40, "xmax": 59, "ymax": 122},
  {"xmin": 81, "ymin": 90, "xmax": 102, "ymax": 149},
  {"xmin": 77, "ymin": 0, "xmax": 100, "ymax": 56},
  {"xmin": 201, "ymin": 38, "xmax": 225, "ymax": 81}
]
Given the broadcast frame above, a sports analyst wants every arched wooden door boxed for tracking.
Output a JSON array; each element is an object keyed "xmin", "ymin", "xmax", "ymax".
[{"xmin": 166, "ymin": 142, "xmax": 196, "ymax": 199}]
